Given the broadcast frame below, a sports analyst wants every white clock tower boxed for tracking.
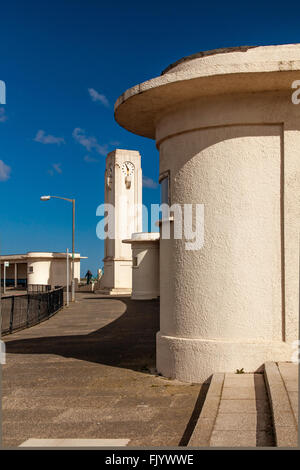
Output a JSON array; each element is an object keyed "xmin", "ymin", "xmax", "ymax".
[{"xmin": 100, "ymin": 149, "xmax": 142, "ymax": 294}]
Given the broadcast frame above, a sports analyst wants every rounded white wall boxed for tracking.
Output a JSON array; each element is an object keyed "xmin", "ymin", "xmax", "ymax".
[
  {"xmin": 27, "ymin": 254, "xmax": 81, "ymax": 288},
  {"xmin": 27, "ymin": 260, "xmax": 51, "ymax": 286},
  {"xmin": 156, "ymin": 93, "xmax": 299, "ymax": 382},
  {"xmin": 128, "ymin": 233, "xmax": 160, "ymax": 300},
  {"xmin": 115, "ymin": 45, "xmax": 300, "ymax": 382}
]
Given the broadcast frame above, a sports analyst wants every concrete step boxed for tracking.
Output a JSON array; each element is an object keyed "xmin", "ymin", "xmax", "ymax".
[
  {"xmin": 264, "ymin": 362, "xmax": 298, "ymax": 447},
  {"xmin": 188, "ymin": 362, "xmax": 298, "ymax": 448},
  {"xmin": 188, "ymin": 372, "xmax": 275, "ymax": 447},
  {"xmin": 188, "ymin": 372, "xmax": 224, "ymax": 446}
]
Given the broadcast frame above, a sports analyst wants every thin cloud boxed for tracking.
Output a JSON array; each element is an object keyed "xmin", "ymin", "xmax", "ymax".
[
  {"xmin": 84, "ymin": 155, "xmax": 99, "ymax": 163},
  {"xmin": 72, "ymin": 127, "xmax": 108, "ymax": 156},
  {"xmin": 34, "ymin": 130, "xmax": 65, "ymax": 145},
  {"xmin": 0, "ymin": 107, "xmax": 7, "ymax": 122},
  {"xmin": 143, "ymin": 176, "xmax": 158, "ymax": 189},
  {"xmin": 88, "ymin": 88, "xmax": 109, "ymax": 107},
  {"xmin": 0, "ymin": 160, "xmax": 11, "ymax": 181},
  {"xmin": 48, "ymin": 163, "xmax": 62, "ymax": 176},
  {"xmin": 53, "ymin": 163, "xmax": 62, "ymax": 173}
]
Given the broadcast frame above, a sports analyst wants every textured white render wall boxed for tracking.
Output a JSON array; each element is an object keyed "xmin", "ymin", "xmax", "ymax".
[
  {"xmin": 124, "ymin": 232, "xmax": 160, "ymax": 300},
  {"xmin": 27, "ymin": 253, "xmax": 81, "ymax": 288},
  {"xmin": 27, "ymin": 260, "xmax": 52, "ymax": 286},
  {"xmin": 50, "ymin": 258, "xmax": 80, "ymax": 287},
  {"xmin": 115, "ymin": 45, "xmax": 300, "ymax": 382},
  {"xmin": 101, "ymin": 149, "xmax": 142, "ymax": 294}
]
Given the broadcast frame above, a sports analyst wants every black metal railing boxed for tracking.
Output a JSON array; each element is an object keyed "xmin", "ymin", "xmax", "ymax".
[
  {"xmin": 27, "ymin": 284, "xmax": 51, "ymax": 293},
  {"xmin": 1, "ymin": 287, "xmax": 64, "ymax": 336}
]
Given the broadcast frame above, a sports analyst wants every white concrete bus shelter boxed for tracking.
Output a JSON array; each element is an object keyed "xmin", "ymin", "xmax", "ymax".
[{"xmin": 0, "ymin": 252, "xmax": 85, "ymax": 290}]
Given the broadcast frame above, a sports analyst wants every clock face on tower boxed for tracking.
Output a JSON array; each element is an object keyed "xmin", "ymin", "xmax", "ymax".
[{"xmin": 121, "ymin": 161, "xmax": 134, "ymax": 176}]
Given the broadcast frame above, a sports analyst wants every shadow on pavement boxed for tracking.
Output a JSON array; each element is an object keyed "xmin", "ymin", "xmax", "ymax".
[{"xmin": 4, "ymin": 297, "xmax": 160, "ymax": 374}]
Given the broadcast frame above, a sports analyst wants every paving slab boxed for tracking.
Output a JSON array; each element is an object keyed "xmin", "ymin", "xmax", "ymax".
[
  {"xmin": 222, "ymin": 386, "xmax": 256, "ymax": 400},
  {"xmin": 223, "ymin": 375, "xmax": 255, "ymax": 388},
  {"xmin": 210, "ymin": 430, "xmax": 257, "ymax": 447},
  {"xmin": 218, "ymin": 399, "xmax": 268, "ymax": 414},
  {"xmin": 214, "ymin": 413, "xmax": 257, "ymax": 431}
]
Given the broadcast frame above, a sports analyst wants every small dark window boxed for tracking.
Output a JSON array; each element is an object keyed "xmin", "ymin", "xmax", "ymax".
[{"xmin": 160, "ymin": 172, "xmax": 170, "ymax": 205}]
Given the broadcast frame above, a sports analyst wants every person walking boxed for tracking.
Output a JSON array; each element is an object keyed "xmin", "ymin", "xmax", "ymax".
[{"xmin": 85, "ymin": 270, "xmax": 93, "ymax": 285}]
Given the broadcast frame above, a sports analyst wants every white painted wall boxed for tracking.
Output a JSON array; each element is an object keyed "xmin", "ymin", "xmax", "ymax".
[
  {"xmin": 100, "ymin": 149, "xmax": 143, "ymax": 294},
  {"xmin": 124, "ymin": 233, "xmax": 160, "ymax": 300},
  {"xmin": 115, "ymin": 44, "xmax": 300, "ymax": 382},
  {"xmin": 0, "ymin": 252, "xmax": 83, "ymax": 289},
  {"xmin": 27, "ymin": 254, "xmax": 81, "ymax": 288},
  {"xmin": 27, "ymin": 259, "xmax": 52, "ymax": 285}
]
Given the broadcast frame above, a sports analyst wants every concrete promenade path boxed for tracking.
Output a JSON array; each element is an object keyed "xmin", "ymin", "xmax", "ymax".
[{"xmin": 2, "ymin": 293, "xmax": 206, "ymax": 448}]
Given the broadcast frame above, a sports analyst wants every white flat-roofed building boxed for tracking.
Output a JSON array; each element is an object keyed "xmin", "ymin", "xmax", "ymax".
[{"xmin": 0, "ymin": 252, "xmax": 86, "ymax": 289}]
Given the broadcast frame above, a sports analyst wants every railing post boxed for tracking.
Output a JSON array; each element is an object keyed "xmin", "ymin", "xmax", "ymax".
[
  {"xmin": 26, "ymin": 294, "xmax": 30, "ymax": 327},
  {"xmin": 48, "ymin": 291, "xmax": 51, "ymax": 317},
  {"xmin": 9, "ymin": 296, "xmax": 14, "ymax": 333},
  {"xmin": 38, "ymin": 294, "xmax": 41, "ymax": 322}
]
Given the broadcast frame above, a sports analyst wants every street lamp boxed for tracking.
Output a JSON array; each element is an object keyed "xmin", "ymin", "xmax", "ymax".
[{"xmin": 40, "ymin": 195, "xmax": 76, "ymax": 302}]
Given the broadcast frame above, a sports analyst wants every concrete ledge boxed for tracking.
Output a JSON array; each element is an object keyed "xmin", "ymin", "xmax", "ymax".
[
  {"xmin": 188, "ymin": 373, "xmax": 224, "ymax": 446},
  {"xmin": 264, "ymin": 362, "xmax": 298, "ymax": 447},
  {"xmin": 19, "ymin": 438, "xmax": 130, "ymax": 447}
]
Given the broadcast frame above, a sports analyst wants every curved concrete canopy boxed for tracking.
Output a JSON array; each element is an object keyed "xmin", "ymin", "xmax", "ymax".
[
  {"xmin": 115, "ymin": 44, "xmax": 300, "ymax": 139},
  {"xmin": 131, "ymin": 232, "xmax": 160, "ymax": 241},
  {"xmin": 0, "ymin": 252, "xmax": 85, "ymax": 261},
  {"xmin": 26, "ymin": 252, "xmax": 83, "ymax": 259},
  {"xmin": 123, "ymin": 232, "xmax": 160, "ymax": 244}
]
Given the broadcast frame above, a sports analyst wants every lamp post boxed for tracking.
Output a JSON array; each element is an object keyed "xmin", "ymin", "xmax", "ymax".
[{"xmin": 40, "ymin": 195, "xmax": 76, "ymax": 302}]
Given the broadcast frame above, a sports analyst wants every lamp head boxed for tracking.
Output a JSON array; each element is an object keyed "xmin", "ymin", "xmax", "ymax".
[{"xmin": 40, "ymin": 195, "xmax": 51, "ymax": 201}]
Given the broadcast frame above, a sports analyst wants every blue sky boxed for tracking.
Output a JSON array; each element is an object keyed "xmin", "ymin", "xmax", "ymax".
[{"xmin": 1, "ymin": 0, "xmax": 300, "ymax": 276}]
